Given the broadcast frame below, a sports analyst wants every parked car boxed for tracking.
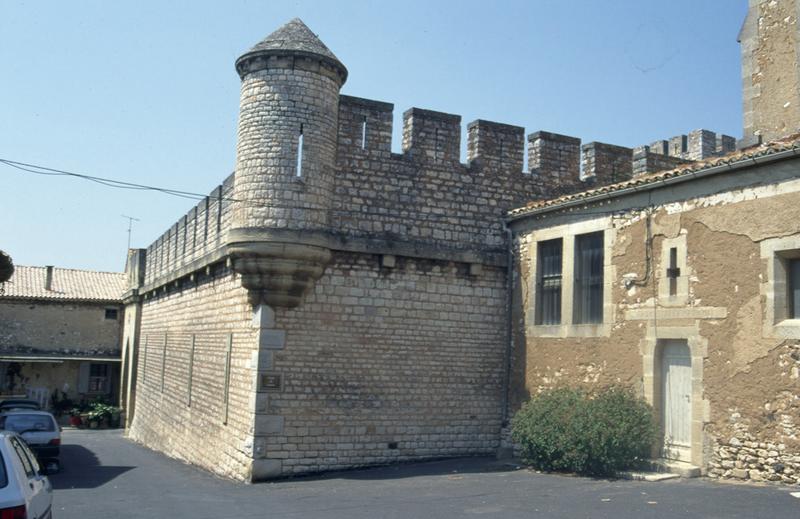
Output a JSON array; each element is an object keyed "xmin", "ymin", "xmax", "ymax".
[
  {"xmin": 0, "ymin": 400, "xmax": 41, "ymax": 412},
  {"xmin": 0, "ymin": 431, "xmax": 53, "ymax": 519},
  {"xmin": 0, "ymin": 412, "xmax": 60, "ymax": 466}
]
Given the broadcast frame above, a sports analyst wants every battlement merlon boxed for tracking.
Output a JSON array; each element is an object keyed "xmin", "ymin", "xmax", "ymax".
[
  {"xmin": 527, "ymin": 131, "xmax": 581, "ymax": 194},
  {"xmin": 648, "ymin": 140, "xmax": 669, "ymax": 156},
  {"xmin": 402, "ymin": 107, "xmax": 462, "ymax": 163},
  {"xmin": 686, "ymin": 129, "xmax": 718, "ymax": 161},
  {"xmin": 717, "ymin": 134, "xmax": 736, "ymax": 155},
  {"xmin": 669, "ymin": 134, "xmax": 688, "ymax": 157},
  {"xmin": 581, "ymin": 142, "xmax": 633, "ymax": 184},
  {"xmin": 466, "ymin": 120, "xmax": 525, "ymax": 173},
  {"xmin": 338, "ymin": 95, "xmax": 394, "ymax": 153},
  {"xmin": 632, "ymin": 145, "xmax": 693, "ymax": 177}
]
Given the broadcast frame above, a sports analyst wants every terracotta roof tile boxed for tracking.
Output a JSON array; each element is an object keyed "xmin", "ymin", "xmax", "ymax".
[
  {"xmin": 507, "ymin": 134, "xmax": 800, "ymax": 218},
  {"xmin": 0, "ymin": 266, "xmax": 126, "ymax": 302}
]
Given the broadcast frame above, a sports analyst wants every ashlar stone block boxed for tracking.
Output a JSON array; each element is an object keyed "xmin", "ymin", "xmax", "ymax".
[
  {"xmin": 258, "ymin": 329, "xmax": 286, "ymax": 349},
  {"xmin": 252, "ymin": 304, "xmax": 276, "ymax": 329}
]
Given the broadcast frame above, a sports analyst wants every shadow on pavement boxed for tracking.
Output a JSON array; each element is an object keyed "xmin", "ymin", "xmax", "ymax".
[
  {"xmin": 49, "ymin": 443, "xmax": 134, "ymax": 489},
  {"xmin": 265, "ymin": 456, "xmax": 522, "ymax": 484}
]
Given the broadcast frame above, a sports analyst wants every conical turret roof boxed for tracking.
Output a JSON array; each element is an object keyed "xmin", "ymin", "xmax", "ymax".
[{"xmin": 236, "ymin": 18, "xmax": 347, "ymax": 83}]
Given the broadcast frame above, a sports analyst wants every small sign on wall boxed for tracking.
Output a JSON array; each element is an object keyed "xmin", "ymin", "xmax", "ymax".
[{"xmin": 259, "ymin": 372, "xmax": 282, "ymax": 392}]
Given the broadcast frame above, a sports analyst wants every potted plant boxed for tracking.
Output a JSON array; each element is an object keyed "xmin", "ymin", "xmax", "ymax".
[
  {"xmin": 86, "ymin": 407, "xmax": 103, "ymax": 428},
  {"xmin": 68, "ymin": 408, "xmax": 82, "ymax": 427},
  {"xmin": 86, "ymin": 401, "xmax": 120, "ymax": 429},
  {"xmin": 109, "ymin": 407, "xmax": 122, "ymax": 428}
]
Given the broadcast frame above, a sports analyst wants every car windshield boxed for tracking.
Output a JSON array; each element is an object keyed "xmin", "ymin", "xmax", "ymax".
[{"xmin": 0, "ymin": 415, "xmax": 55, "ymax": 433}]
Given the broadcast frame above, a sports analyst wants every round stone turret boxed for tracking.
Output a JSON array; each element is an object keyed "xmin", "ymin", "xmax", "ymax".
[{"xmin": 228, "ymin": 19, "xmax": 347, "ymax": 307}]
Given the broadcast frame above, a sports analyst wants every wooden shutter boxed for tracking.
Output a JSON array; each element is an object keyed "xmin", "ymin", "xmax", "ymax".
[{"xmin": 78, "ymin": 362, "xmax": 90, "ymax": 393}]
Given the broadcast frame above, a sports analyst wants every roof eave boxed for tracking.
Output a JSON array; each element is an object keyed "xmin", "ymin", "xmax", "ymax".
[{"xmin": 0, "ymin": 296, "xmax": 123, "ymax": 304}]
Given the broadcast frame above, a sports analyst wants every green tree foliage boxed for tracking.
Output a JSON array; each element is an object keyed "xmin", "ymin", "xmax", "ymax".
[
  {"xmin": 0, "ymin": 250, "xmax": 13, "ymax": 284},
  {"xmin": 511, "ymin": 386, "xmax": 656, "ymax": 477}
]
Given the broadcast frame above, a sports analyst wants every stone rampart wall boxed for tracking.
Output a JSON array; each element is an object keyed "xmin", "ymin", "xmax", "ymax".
[
  {"xmin": 263, "ymin": 252, "xmax": 508, "ymax": 476},
  {"xmin": 127, "ymin": 266, "xmax": 258, "ymax": 481},
  {"xmin": 129, "ymin": 251, "xmax": 508, "ymax": 480}
]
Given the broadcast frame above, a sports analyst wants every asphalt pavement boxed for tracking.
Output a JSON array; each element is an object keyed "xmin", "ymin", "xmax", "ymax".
[{"xmin": 49, "ymin": 429, "xmax": 798, "ymax": 519}]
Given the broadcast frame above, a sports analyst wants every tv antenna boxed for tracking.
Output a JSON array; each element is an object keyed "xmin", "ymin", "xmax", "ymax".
[{"xmin": 121, "ymin": 214, "xmax": 141, "ymax": 250}]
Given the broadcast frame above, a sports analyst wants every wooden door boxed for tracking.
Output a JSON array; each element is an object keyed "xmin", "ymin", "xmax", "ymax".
[{"xmin": 661, "ymin": 340, "xmax": 692, "ymax": 462}]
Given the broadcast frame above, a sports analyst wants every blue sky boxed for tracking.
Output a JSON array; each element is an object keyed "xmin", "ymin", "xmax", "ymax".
[{"xmin": 1, "ymin": 0, "xmax": 748, "ymax": 272}]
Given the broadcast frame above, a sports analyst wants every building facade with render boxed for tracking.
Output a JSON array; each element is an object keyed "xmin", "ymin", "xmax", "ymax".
[
  {"xmin": 0, "ymin": 266, "xmax": 125, "ymax": 408},
  {"xmin": 121, "ymin": 1, "xmax": 800, "ymax": 484}
]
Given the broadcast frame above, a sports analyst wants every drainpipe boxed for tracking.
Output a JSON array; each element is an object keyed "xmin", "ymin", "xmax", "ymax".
[{"xmin": 45, "ymin": 265, "xmax": 54, "ymax": 291}]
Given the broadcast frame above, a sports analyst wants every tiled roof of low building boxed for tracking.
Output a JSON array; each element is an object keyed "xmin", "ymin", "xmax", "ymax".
[
  {"xmin": 507, "ymin": 134, "xmax": 800, "ymax": 219},
  {"xmin": 0, "ymin": 265, "xmax": 126, "ymax": 303}
]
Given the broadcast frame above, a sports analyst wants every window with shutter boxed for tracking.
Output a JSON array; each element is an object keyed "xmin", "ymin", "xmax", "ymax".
[{"xmin": 77, "ymin": 362, "xmax": 90, "ymax": 393}]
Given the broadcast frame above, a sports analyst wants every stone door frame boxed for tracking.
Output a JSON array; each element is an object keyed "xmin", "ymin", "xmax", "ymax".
[{"xmin": 640, "ymin": 325, "xmax": 709, "ymax": 469}]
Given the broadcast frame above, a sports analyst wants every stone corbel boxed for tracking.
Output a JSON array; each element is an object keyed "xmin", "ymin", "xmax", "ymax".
[{"xmin": 227, "ymin": 228, "xmax": 332, "ymax": 308}]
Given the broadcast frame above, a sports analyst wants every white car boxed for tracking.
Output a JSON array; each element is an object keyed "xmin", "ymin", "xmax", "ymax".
[
  {"xmin": 0, "ymin": 431, "xmax": 53, "ymax": 518},
  {"xmin": 0, "ymin": 412, "xmax": 60, "ymax": 467}
]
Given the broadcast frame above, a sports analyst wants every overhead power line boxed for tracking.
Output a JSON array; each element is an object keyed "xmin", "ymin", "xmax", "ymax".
[{"xmin": 0, "ymin": 158, "xmax": 236, "ymax": 202}]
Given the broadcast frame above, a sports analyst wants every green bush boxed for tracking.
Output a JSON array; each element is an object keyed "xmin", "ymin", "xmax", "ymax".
[{"xmin": 511, "ymin": 386, "xmax": 656, "ymax": 477}]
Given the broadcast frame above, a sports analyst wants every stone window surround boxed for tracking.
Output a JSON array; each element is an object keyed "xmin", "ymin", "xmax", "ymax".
[
  {"xmin": 526, "ymin": 216, "xmax": 615, "ymax": 338},
  {"xmin": 761, "ymin": 234, "xmax": 800, "ymax": 339},
  {"xmin": 657, "ymin": 232, "xmax": 691, "ymax": 307}
]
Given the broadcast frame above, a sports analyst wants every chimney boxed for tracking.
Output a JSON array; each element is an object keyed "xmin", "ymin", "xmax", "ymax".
[{"xmin": 45, "ymin": 265, "xmax": 54, "ymax": 291}]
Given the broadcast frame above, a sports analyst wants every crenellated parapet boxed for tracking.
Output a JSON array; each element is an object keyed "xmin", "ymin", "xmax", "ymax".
[
  {"xmin": 143, "ymin": 174, "xmax": 234, "ymax": 286},
  {"xmin": 334, "ymin": 97, "xmax": 544, "ymax": 254},
  {"xmin": 647, "ymin": 129, "xmax": 736, "ymax": 162}
]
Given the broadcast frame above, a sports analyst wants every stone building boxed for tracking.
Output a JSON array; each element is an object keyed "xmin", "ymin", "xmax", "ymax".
[
  {"xmin": 508, "ymin": 135, "xmax": 800, "ymax": 483},
  {"xmin": 121, "ymin": 2, "xmax": 800, "ymax": 484},
  {"xmin": 509, "ymin": 0, "xmax": 800, "ymax": 484},
  {"xmin": 0, "ymin": 265, "xmax": 125, "ymax": 408}
]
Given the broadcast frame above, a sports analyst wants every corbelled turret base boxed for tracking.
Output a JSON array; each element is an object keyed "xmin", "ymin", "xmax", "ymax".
[{"xmin": 227, "ymin": 228, "xmax": 331, "ymax": 308}]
